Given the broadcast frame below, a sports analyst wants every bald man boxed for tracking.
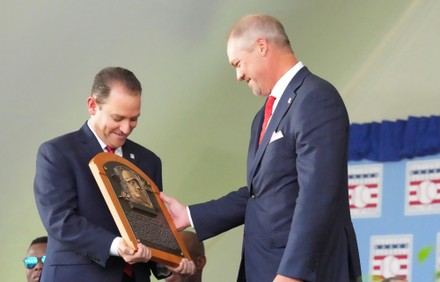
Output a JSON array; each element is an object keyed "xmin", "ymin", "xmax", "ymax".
[{"xmin": 166, "ymin": 231, "xmax": 206, "ymax": 282}]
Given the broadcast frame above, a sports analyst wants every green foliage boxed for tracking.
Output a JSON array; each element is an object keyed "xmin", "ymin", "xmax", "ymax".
[{"xmin": 417, "ymin": 245, "xmax": 433, "ymax": 263}]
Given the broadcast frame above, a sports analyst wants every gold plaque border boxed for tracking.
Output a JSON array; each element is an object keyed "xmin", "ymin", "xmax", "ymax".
[{"xmin": 89, "ymin": 152, "xmax": 190, "ymax": 267}]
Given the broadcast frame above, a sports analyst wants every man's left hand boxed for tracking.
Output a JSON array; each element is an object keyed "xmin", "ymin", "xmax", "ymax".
[{"xmin": 166, "ymin": 258, "xmax": 196, "ymax": 276}]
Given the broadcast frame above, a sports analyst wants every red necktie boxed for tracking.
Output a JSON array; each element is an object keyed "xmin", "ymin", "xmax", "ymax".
[
  {"xmin": 105, "ymin": 145, "xmax": 116, "ymax": 154},
  {"xmin": 259, "ymin": 96, "xmax": 276, "ymax": 144},
  {"xmin": 105, "ymin": 145, "xmax": 134, "ymax": 278}
]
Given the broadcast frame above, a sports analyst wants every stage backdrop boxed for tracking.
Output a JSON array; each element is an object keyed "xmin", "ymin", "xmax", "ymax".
[{"xmin": 349, "ymin": 116, "xmax": 440, "ymax": 281}]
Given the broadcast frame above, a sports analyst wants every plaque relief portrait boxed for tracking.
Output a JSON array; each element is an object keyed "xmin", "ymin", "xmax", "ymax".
[{"xmin": 115, "ymin": 166, "xmax": 157, "ymax": 215}]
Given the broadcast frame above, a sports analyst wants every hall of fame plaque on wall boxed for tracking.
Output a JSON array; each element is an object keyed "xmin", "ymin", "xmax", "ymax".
[{"xmin": 89, "ymin": 152, "xmax": 190, "ymax": 267}]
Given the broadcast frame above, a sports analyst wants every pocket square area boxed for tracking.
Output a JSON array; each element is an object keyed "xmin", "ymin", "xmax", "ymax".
[{"xmin": 270, "ymin": 131, "xmax": 284, "ymax": 143}]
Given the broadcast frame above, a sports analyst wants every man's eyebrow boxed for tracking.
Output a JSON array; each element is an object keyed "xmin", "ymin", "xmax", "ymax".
[
  {"xmin": 111, "ymin": 113, "xmax": 140, "ymax": 119},
  {"xmin": 111, "ymin": 114, "xmax": 124, "ymax": 119},
  {"xmin": 230, "ymin": 60, "xmax": 239, "ymax": 67}
]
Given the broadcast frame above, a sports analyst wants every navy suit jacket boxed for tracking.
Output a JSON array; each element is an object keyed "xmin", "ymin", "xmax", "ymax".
[
  {"xmin": 34, "ymin": 123, "xmax": 166, "ymax": 282},
  {"xmin": 189, "ymin": 67, "xmax": 362, "ymax": 282}
]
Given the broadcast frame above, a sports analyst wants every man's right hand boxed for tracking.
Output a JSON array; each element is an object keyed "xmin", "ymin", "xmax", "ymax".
[
  {"xmin": 160, "ymin": 192, "xmax": 191, "ymax": 230},
  {"xmin": 118, "ymin": 241, "xmax": 152, "ymax": 264}
]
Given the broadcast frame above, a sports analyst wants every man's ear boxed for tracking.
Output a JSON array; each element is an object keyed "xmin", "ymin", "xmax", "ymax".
[
  {"xmin": 196, "ymin": 255, "xmax": 207, "ymax": 270},
  {"xmin": 256, "ymin": 37, "xmax": 268, "ymax": 55},
  {"xmin": 87, "ymin": 96, "xmax": 97, "ymax": 115}
]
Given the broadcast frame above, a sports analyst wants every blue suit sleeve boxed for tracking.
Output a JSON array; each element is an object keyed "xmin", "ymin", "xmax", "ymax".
[{"xmin": 34, "ymin": 142, "xmax": 116, "ymax": 267}]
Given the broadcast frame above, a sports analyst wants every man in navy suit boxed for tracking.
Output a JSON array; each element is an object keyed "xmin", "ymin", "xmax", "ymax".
[
  {"xmin": 161, "ymin": 14, "xmax": 362, "ymax": 282},
  {"xmin": 34, "ymin": 67, "xmax": 194, "ymax": 282}
]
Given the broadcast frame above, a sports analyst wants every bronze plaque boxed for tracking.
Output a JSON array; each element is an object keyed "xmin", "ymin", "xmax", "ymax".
[{"xmin": 89, "ymin": 152, "xmax": 190, "ymax": 267}]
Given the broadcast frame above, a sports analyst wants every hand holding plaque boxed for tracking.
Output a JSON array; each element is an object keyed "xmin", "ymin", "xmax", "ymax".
[{"xmin": 89, "ymin": 152, "xmax": 190, "ymax": 267}]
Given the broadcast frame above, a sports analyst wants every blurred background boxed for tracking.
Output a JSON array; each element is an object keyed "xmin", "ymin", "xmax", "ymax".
[{"xmin": 1, "ymin": 0, "xmax": 439, "ymax": 281}]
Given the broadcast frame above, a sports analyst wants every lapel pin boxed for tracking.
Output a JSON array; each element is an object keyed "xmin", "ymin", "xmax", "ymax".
[
  {"xmin": 130, "ymin": 153, "xmax": 135, "ymax": 159},
  {"xmin": 288, "ymin": 98, "xmax": 292, "ymax": 104}
]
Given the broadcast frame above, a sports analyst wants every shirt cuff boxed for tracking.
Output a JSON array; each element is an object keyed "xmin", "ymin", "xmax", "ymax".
[
  {"xmin": 186, "ymin": 206, "xmax": 194, "ymax": 228},
  {"xmin": 110, "ymin": 237, "xmax": 123, "ymax": 256}
]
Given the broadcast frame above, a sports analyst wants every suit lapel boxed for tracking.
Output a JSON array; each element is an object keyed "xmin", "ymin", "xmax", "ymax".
[
  {"xmin": 78, "ymin": 123, "xmax": 104, "ymax": 159},
  {"xmin": 77, "ymin": 123, "xmax": 137, "ymax": 165},
  {"xmin": 247, "ymin": 107, "xmax": 264, "ymax": 171},
  {"xmin": 122, "ymin": 141, "xmax": 139, "ymax": 166},
  {"xmin": 247, "ymin": 67, "xmax": 311, "ymax": 191}
]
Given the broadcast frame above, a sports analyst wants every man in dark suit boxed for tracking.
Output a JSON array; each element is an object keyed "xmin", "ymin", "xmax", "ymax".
[
  {"xmin": 34, "ymin": 67, "xmax": 194, "ymax": 282},
  {"xmin": 160, "ymin": 14, "xmax": 362, "ymax": 282}
]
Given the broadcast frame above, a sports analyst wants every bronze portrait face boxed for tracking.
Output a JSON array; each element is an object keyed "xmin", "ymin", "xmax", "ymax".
[{"xmin": 117, "ymin": 167, "xmax": 156, "ymax": 214}]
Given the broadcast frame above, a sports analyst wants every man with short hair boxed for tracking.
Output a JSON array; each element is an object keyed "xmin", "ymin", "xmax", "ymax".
[
  {"xmin": 34, "ymin": 67, "xmax": 194, "ymax": 282},
  {"xmin": 24, "ymin": 236, "xmax": 47, "ymax": 282},
  {"xmin": 161, "ymin": 14, "xmax": 362, "ymax": 282}
]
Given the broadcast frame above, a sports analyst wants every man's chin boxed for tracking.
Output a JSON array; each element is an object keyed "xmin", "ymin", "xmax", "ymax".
[
  {"xmin": 109, "ymin": 138, "xmax": 127, "ymax": 149},
  {"xmin": 250, "ymin": 87, "xmax": 265, "ymax": 97}
]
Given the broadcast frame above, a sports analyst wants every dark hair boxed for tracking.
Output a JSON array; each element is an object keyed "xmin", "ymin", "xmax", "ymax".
[
  {"xmin": 91, "ymin": 67, "xmax": 142, "ymax": 105},
  {"xmin": 29, "ymin": 236, "xmax": 47, "ymax": 247}
]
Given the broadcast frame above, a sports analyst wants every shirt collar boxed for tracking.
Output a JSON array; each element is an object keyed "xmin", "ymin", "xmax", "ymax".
[
  {"xmin": 87, "ymin": 120, "xmax": 123, "ymax": 156},
  {"xmin": 270, "ymin": 61, "xmax": 304, "ymax": 109}
]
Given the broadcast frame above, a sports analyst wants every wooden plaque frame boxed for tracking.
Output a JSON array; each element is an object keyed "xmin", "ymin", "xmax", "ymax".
[{"xmin": 89, "ymin": 152, "xmax": 190, "ymax": 267}]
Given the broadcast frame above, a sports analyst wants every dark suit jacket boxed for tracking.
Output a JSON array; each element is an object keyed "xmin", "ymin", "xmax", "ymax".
[
  {"xmin": 189, "ymin": 67, "xmax": 362, "ymax": 282},
  {"xmin": 34, "ymin": 123, "xmax": 167, "ymax": 282}
]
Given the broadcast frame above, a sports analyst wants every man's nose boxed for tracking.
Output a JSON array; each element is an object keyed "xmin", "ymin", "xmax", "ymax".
[
  {"xmin": 34, "ymin": 261, "xmax": 43, "ymax": 270},
  {"xmin": 120, "ymin": 121, "xmax": 131, "ymax": 134},
  {"xmin": 236, "ymin": 69, "xmax": 245, "ymax": 81}
]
